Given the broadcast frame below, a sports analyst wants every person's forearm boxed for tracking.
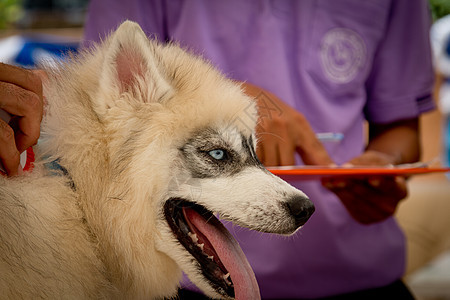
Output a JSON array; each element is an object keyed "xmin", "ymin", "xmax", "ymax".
[{"xmin": 366, "ymin": 118, "xmax": 420, "ymax": 165}]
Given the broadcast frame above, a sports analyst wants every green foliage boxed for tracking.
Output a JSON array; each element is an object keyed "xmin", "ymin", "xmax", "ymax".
[
  {"xmin": 0, "ymin": 0, "xmax": 23, "ymax": 29},
  {"xmin": 430, "ymin": 0, "xmax": 450, "ymax": 21}
]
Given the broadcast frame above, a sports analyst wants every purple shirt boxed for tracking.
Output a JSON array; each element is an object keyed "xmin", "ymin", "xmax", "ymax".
[{"xmin": 84, "ymin": 0, "xmax": 435, "ymax": 298}]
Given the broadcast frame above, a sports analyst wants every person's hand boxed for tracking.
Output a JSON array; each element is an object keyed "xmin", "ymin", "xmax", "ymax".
[
  {"xmin": 242, "ymin": 82, "xmax": 410, "ymax": 225},
  {"xmin": 242, "ymin": 82, "xmax": 333, "ymax": 167},
  {"xmin": 322, "ymin": 150, "xmax": 408, "ymax": 224},
  {"xmin": 0, "ymin": 63, "xmax": 44, "ymax": 176}
]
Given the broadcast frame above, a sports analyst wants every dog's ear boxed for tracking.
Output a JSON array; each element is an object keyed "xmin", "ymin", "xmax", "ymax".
[{"xmin": 96, "ymin": 21, "xmax": 172, "ymax": 117}]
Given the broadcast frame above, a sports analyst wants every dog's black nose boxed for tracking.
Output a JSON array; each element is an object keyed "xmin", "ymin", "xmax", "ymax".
[{"xmin": 286, "ymin": 195, "xmax": 315, "ymax": 227}]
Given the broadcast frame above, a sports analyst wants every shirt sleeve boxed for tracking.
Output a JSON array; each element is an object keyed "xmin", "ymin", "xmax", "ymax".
[
  {"xmin": 82, "ymin": 0, "xmax": 168, "ymax": 48},
  {"xmin": 364, "ymin": 0, "xmax": 435, "ymax": 124}
]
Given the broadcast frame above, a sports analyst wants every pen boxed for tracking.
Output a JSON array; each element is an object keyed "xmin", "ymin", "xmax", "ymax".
[{"xmin": 316, "ymin": 132, "xmax": 344, "ymax": 142}]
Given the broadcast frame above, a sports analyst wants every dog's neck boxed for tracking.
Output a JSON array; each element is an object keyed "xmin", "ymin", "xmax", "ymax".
[{"xmin": 39, "ymin": 69, "xmax": 181, "ymax": 297}]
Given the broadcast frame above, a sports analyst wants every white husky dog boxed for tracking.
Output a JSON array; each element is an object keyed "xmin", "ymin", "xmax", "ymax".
[{"xmin": 0, "ymin": 21, "xmax": 314, "ymax": 299}]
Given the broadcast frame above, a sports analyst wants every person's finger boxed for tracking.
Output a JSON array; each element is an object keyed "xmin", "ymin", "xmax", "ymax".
[
  {"xmin": 286, "ymin": 113, "xmax": 334, "ymax": 166},
  {"xmin": 0, "ymin": 119, "xmax": 20, "ymax": 176},
  {"xmin": 278, "ymin": 143, "xmax": 296, "ymax": 166},
  {"xmin": 270, "ymin": 117, "xmax": 296, "ymax": 166},
  {"xmin": 323, "ymin": 176, "xmax": 404, "ymax": 224},
  {"xmin": 323, "ymin": 179, "xmax": 391, "ymax": 224},
  {"xmin": 258, "ymin": 132, "xmax": 280, "ymax": 167},
  {"xmin": 0, "ymin": 64, "xmax": 44, "ymax": 152},
  {"xmin": 14, "ymin": 108, "xmax": 42, "ymax": 153},
  {"xmin": 0, "ymin": 63, "xmax": 43, "ymax": 97},
  {"xmin": 368, "ymin": 176, "xmax": 408, "ymax": 200},
  {"xmin": 0, "ymin": 81, "xmax": 43, "ymax": 152},
  {"xmin": 295, "ymin": 134, "xmax": 333, "ymax": 166},
  {"xmin": 348, "ymin": 150, "xmax": 394, "ymax": 166}
]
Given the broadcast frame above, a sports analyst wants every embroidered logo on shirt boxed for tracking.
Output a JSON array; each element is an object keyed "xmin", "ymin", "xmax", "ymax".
[{"xmin": 320, "ymin": 28, "xmax": 366, "ymax": 84}]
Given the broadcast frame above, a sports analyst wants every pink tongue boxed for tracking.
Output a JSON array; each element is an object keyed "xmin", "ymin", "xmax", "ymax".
[{"xmin": 183, "ymin": 208, "xmax": 260, "ymax": 300}]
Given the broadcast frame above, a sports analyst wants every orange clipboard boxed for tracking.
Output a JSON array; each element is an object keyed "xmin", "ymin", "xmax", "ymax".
[{"xmin": 268, "ymin": 164, "xmax": 450, "ymax": 180}]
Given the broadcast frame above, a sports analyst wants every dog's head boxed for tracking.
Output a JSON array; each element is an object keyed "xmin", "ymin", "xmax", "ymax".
[{"xmin": 79, "ymin": 21, "xmax": 314, "ymax": 299}]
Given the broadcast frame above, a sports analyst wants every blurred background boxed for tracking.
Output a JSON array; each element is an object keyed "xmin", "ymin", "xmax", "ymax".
[
  {"xmin": 0, "ymin": 1, "xmax": 449, "ymax": 299},
  {"xmin": 0, "ymin": 0, "xmax": 88, "ymax": 29},
  {"xmin": 0, "ymin": 0, "xmax": 86, "ymax": 67}
]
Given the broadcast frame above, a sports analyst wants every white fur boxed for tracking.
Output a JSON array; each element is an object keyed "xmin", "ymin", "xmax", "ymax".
[{"xmin": 0, "ymin": 21, "xmax": 310, "ymax": 299}]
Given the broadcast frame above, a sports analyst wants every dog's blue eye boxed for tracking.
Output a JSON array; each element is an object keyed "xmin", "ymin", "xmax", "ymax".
[{"xmin": 208, "ymin": 149, "xmax": 226, "ymax": 160}]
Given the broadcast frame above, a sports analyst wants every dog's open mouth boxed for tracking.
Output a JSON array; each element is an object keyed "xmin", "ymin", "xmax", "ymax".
[{"xmin": 164, "ymin": 198, "xmax": 260, "ymax": 299}]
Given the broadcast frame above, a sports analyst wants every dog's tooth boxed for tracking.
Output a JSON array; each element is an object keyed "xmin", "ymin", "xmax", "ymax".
[
  {"xmin": 198, "ymin": 243, "xmax": 204, "ymax": 250},
  {"xmin": 207, "ymin": 255, "xmax": 214, "ymax": 260},
  {"xmin": 223, "ymin": 273, "xmax": 232, "ymax": 285},
  {"xmin": 188, "ymin": 232, "xmax": 198, "ymax": 243}
]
